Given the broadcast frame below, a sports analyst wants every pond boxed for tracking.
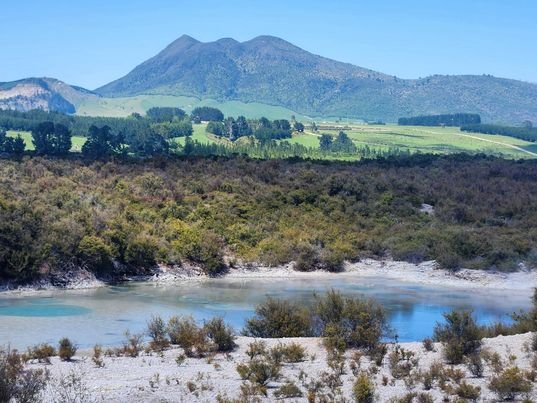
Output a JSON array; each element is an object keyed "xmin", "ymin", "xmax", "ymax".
[{"xmin": 0, "ymin": 275, "xmax": 531, "ymax": 349}]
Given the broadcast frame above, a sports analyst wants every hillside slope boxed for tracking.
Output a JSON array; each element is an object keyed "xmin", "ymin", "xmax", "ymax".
[
  {"xmin": 0, "ymin": 78, "xmax": 98, "ymax": 113},
  {"xmin": 96, "ymin": 35, "xmax": 537, "ymax": 124}
]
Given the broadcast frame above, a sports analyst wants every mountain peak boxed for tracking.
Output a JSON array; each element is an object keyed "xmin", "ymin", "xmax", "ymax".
[{"xmin": 95, "ymin": 35, "xmax": 537, "ymax": 124}]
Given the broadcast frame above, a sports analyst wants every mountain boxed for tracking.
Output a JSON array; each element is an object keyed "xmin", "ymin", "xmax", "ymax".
[
  {"xmin": 0, "ymin": 78, "xmax": 98, "ymax": 114},
  {"xmin": 96, "ymin": 35, "xmax": 537, "ymax": 124}
]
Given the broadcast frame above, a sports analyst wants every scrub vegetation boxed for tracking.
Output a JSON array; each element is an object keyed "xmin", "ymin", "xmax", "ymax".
[{"xmin": 1, "ymin": 152, "xmax": 537, "ymax": 283}]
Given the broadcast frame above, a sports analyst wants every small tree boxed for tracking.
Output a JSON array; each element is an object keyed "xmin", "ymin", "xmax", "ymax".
[
  {"xmin": 319, "ymin": 134, "xmax": 333, "ymax": 151},
  {"xmin": 433, "ymin": 310, "xmax": 482, "ymax": 364},
  {"xmin": 353, "ymin": 372, "xmax": 375, "ymax": 403},
  {"xmin": 203, "ymin": 317, "xmax": 236, "ymax": 352}
]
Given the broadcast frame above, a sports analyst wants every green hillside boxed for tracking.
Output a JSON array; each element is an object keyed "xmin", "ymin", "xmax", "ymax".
[{"xmin": 96, "ymin": 35, "xmax": 537, "ymax": 125}]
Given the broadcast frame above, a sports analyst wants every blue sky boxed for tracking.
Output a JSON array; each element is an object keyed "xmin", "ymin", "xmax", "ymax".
[{"xmin": 1, "ymin": 0, "xmax": 536, "ymax": 89}]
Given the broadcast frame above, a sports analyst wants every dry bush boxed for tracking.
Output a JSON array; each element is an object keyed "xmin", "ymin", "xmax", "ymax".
[
  {"xmin": 0, "ymin": 347, "xmax": 48, "ymax": 403},
  {"xmin": 58, "ymin": 338, "xmax": 77, "ymax": 361},
  {"xmin": 26, "ymin": 343, "xmax": 56, "ymax": 364},
  {"xmin": 489, "ymin": 366, "xmax": 532, "ymax": 401}
]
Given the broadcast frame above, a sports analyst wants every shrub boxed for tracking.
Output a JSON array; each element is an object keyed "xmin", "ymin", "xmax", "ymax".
[
  {"xmin": 489, "ymin": 367, "xmax": 532, "ymax": 401},
  {"xmin": 433, "ymin": 310, "xmax": 481, "ymax": 364},
  {"xmin": 315, "ymin": 290, "xmax": 387, "ymax": 350},
  {"xmin": 26, "ymin": 343, "xmax": 56, "ymax": 364},
  {"xmin": 455, "ymin": 381, "xmax": 480, "ymax": 401},
  {"xmin": 0, "ymin": 347, "xmax": 48, "ymax": 403},
  {"xmin": 122, "ymin": 331, "xmax": 144, "ymax": 357},
  {"xmin": 270, "ymin": 342, "xmax": 306, "ymax": 363},
  {"xmin": 243, "ymin": 297, "xmax": 312, "ymax": 337},
  {"xmin": 352, "ymin": 372, "xmax": 375, "ymax": 403},
  {"xmin": 273, "ymin": 381, "xmax": 303, "ymax": 398},
  {"xmin": 422, "ymin": 337, "xmax": 434, "ymax": 352},
  {"xmin": 246, "ymin": 340, "xmax": 267, "ymax": 360},
  {"xmin": 147, "ymin": 315, "xmax": 169, "ymax": 351},
  {"xmin": 92, "ymin": 345, "xmax": 104, "ymax": 368},
  {"xmin": 203, "ymin": 317, "xmax": 236, "ymax": 352},
  {"xmin": 58, "ymin": 338, "xmax": 77, "ymax": 361},
  {"xmin": 236, "ymin": 358, "xmax": 281, "ymax": 387},
  {"xmin": 124, "ymin": 236, "xmax": 157, "ymax": 268},
  {"xmin": 465, "ymin": 353, "xmax": 484, "ymax": 378},
  {"xmin": 77, "ymin": 235, "xmax": 114, "ymax": 273},
  {"xmin": 167, "ymin": 316, "xmax": 208, "ymax": 357}
]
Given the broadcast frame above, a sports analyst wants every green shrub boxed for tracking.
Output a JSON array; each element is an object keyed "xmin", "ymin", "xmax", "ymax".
[
  {"xmin": 246, "ymin": 340, "xmax": 267, "ymax": 360},
  {"xmin": 273, "ymin": 381, "xmax": 303, "ymax": 398},
  {"xmin": 147, "ymin": 315, "xmax": 170, "ymax": 351},
  {"xmin": 455, "ymin": 381, "xmax": 480, "ymax": 401},
  {"xmin": 77, "ymin": 235, "xmax": 114, "ymax": 273},
  {"xmin": 315, "ymin": 289, "xmax": 387, "ymax": 350},
  {"xmin": 236, "ymin": 358, "xmax": 281, "ymax": 387},
  {"xmin": 58, "ymin": 338, "xmax": 77, "ymax": 361},
  {"xmin": 243, "ymin": 297, "xmax": 312, "ymax": 337},
  {"xmin": 489, "ymin": 367, "xmax": 532, "ymax": 401},
  {"xmin": 203, "ymin": 317, "xmax": 236, "ymax": 352},
  {"xmin": 352, "ymin": 372, "xmax": 375, "ymax": 403},
  {"xmin": 124, "ymin": 236, "xmax": 158, "ymax": 268},
  {"xmin": 167, "ymin": 316, "xmax": 208, "ymax": 357},
  {"xmin": 433, "ymin": 310, "xmax": 482, "ymax": 364},
  {"xmin": 270, "ymin": 342, "xmax": 306, "ymax": 363}
]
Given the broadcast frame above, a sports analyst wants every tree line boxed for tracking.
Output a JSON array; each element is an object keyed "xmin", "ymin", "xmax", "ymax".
[
  {"xmin": 398, "ymin": 113, "xmax": 481, "ymax": 127},
  {"xmin": 206, "ymin": 116, "xmax": 300, "ymax": 142}
]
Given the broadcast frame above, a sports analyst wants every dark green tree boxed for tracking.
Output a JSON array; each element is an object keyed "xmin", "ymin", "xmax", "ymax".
[
  {"xmin": 332, "ymin": 131, "xmax": 356, "ymax": 153},
  {"xmin": 53, "ymin": 124, "xmax": 72, "ymax": 155},
  {"xmin": 293, "ymin": 122, "xmax": 305, "ymax": 132},
  {"xmin": 82, "ymin": 125, "xmax": 124, "ymax": 159},
  {"xmin": 146, "ymin": 107, "xmax": 186, "ymax": 123},
  {"xmin": 319, "ymin": 134, "xmax": 333, "ymax": 151},
  {"xmin": 191, "ymin": 107, "xmax": 224, "ymax": 122},
  {"xmin": 31, "ymin": 122, "xmax": 72, "ymax": 156},
  {"xmin": 32, "ymin": 121, "xmax": 55, "ymax": 155}
]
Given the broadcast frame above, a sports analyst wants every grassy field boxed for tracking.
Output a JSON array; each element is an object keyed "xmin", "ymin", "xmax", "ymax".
[
  {"xmin": 8, "ymin": 124, "xmax": 537, "ymax": 159},
  {"xmin": 7, "ymin": 131, "xmax": 87, "ymax": 152},
  {"xmin": 287, "ymin": 124, "xmax": 537, "ymax": 159},
  {"xmin": 76, "ymin": 94, "xmax": 311, "ymax": 121}
]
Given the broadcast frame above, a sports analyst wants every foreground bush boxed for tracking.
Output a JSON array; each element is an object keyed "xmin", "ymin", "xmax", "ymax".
[
  {"xmin": 0, "ymin": 347, "xmax": 48, "ymax": 402},
  {"xmin": 203, "ymin": 317, "xmax": 236, "ymax": 352},
  {"xmin": 433, "ymin": 310, "xmax": 482, "ymax": 364},
  {"xmin": 147, "ymin": 315, "xmax": 170, "ymax": 351},
  {"xmin": 243, "ymin": 297, "xmax": 312, "ymax": 337},
  {"xmin": 242, "ymin": 290, "xmax": 388, "ymax": 350},
  {"xmin": 353, "ymin": 372, "xmax": 375, "ymax": 403},
  {"xmin": 26, "ymin": 343, "xmax": 56, "ymax": 364},
  {"xmin": 315, "ymin": 290, "xmax": 388, "ymax": 350},
  {"xmin": 489, "ymin": 367, "xmax": 532, "ymax": 401},
  {"xmin": 58, "ymin": 338, "xmax": 77, "ymax": 361}
]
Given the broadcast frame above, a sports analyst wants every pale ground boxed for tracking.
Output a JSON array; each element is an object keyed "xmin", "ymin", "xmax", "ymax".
[{"xmin": 30, "ymin": 333, "xmax": 537, "ymax": 402}]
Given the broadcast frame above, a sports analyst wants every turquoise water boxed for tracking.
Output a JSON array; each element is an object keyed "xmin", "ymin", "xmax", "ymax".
[{"xmin": 0, "ymin": 276, "xmax": 531, "ymax": 348}]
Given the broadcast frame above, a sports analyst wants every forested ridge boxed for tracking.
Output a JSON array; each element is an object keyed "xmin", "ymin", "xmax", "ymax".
[{"xmin": 1, "ymin": 153, "xmax": 536, "ymax": 284}]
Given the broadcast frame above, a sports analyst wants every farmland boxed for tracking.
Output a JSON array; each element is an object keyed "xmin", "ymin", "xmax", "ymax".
[{"xmin": 8, "ymin": 123, "xmax": 537, "ymax": 159}]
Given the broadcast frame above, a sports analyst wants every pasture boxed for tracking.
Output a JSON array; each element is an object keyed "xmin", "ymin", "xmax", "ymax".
[{"xmin": 8, "ymin": 123, "xmax": 537, "ymax": 159}]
